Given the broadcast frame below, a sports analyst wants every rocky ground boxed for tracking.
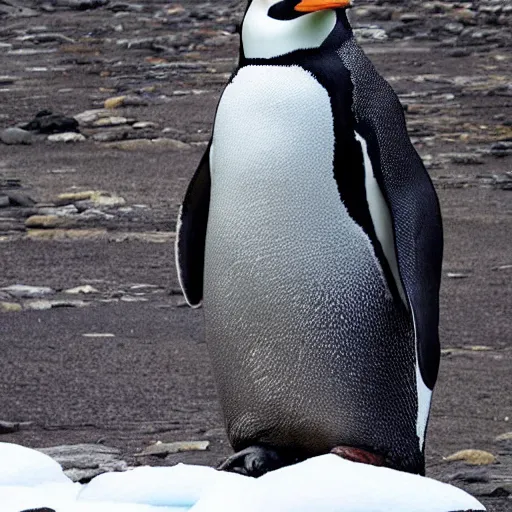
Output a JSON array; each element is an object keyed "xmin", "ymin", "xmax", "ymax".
[{"xmin": 0, "ymin": 0, "xmax": 510, "ymax": 510}]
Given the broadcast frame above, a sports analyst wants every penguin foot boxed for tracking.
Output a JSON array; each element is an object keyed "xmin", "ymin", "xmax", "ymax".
[
  {"xmin": 218, "ymin": 445, "xmax": 297, "ymax": 477},
  {"xmin": 330, "ymin": 445, "xmax": 385, "ymax": 467}
]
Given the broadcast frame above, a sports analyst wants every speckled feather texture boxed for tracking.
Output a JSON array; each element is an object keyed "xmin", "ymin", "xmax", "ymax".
[{"xmin": 204, "ymin": 64, "xmax": 420, "ymax": 473}]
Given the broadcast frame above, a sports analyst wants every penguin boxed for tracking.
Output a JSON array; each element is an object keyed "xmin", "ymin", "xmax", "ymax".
[{"xmin": 175, "ymin": 0, "xmax": 443, "ymax": 478}]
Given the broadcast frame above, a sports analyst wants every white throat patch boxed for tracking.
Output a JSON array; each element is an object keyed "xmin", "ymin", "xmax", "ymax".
[{"xmin": 242, "ymin": 1, "xmax": 336, "ymax": 59}]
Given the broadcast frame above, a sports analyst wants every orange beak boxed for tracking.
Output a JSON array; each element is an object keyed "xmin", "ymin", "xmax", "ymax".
[{"xmin": 295, "ymin": 0, "xmax": 351, "ymax": 12}]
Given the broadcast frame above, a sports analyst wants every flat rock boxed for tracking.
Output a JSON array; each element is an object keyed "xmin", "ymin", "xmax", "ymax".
[
  {"xmin": 1, "ymin": 284, "xmax": 54, "ymax": 299},
  {"xmin": 47, "ymin": 132, "xmax": 86, "ymax": 142},
  {"xmin": 25, "ymin": 214, "xmax": 69, "ymax": 228},
  {"xmin": 0, "ymin": 127, "xmax": 32, "ymax": 145},
  {"xmin": 38, "ymin": 444, "xmax": 129, "ymax": 483}
]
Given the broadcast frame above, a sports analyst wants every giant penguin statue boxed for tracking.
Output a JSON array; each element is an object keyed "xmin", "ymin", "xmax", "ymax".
[{"xmin": 176, "ymin": 0, "xmax": 443, "ymax": 478}]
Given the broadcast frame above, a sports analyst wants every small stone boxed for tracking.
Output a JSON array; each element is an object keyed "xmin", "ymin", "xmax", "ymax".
[
  {"xmin": 0, "ymin": 196, "xmax": 9, "ymax": 208},
  {"xmin": 445, "ymin": 449, "xmax": 496, "ymax": 465},
  {"xmin": 136, "ymin": 440, "xmax": 210, "ymax": 457},
  {"xmin": 92, "ymin": 116, "xmax": 130, "ymax": 127},
  {"xmin": 1, "ymin": 285, "xmax": 54, "ymax": 299},
  {"xmin": 5, "ymin": 191, "xmax": 36, "ymax": 207},
  {"xmin": 132, "ymin": 121, "xmax": 158, "ymax": 129},
  {"xmin": 25, "ymin": 215, "xmax": 67, "ymax": 228},
  {"xmin": 104, "ymin": 96, "xmax": 126, "ymax": 109},
  {"xmin": 64, "ymin": 285, "xmax": 99, "ymax": 294},
  {"xmin": 0, "ymin": 127, "xmax": 33, "ymax": 145},
  {"xmin": 0, "ymin": 302, "xmax": 22, "ymax": 312},
  {"xmin": 47, "ymin": 132, "xmax": 86, "ymax": 142}
]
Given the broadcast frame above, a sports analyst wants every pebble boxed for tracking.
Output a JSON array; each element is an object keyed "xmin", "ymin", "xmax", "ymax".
[
  {"xmin": 0, "ymin": 127, "xmax": 32, "ymax": 145},
  {"xmin": 1, "ymin": 284, "xmax": 54, "ymax": 298},
  {"xmin": 445, "ymin": 449, "xmax": 497, "ymax": 465},
  {"xmin": 47, "ymin": 132, "xmax": 86, "ymax": 142}
]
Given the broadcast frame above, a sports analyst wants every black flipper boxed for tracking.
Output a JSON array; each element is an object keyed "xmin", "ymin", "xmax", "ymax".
[
  {"xmin": 339, "ymin": 39, "xmax": 443, "ymax": 390},
  {"xmin": 175, "ymin": 144, "xmax": 211, "ymax": 307}
]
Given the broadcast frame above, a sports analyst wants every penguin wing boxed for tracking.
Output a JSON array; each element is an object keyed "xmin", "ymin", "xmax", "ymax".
[
  {"xmin": 340, "ymin": 42, "xmax": 443, "ymax": 390},
  {"xmin": 175, "ymin": 144, "xmax": 211, "ymax": 307}
]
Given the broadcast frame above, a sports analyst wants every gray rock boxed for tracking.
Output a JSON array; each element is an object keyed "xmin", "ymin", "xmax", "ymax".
[
  {"xmin": 0, "ymin": 195, "xmax": 9, "ymax": 207},
  {"xmin": 4, "ymin": 191, "xmax": 36, "ymax": 207},
  {"xmin": 0, "ymin": 127, "xmax": 32, "ymax": 145},
  {"xmin": 1, "ymin": 284, "xmax": 55, "ymax": 298},
  {"xmin": 38, "ymin": 444, "xmax": 129, "ymax": 482}
]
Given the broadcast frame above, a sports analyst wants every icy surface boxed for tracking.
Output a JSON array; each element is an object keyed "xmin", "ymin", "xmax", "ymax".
[{"xmin": 0, "ymin": 442, "xmax": 485, "ymax": 512}]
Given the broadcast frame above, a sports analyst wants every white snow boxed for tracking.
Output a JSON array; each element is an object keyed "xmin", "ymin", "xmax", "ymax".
[{"xmin": 0, "ymin": 442, "xmax": 485, "ymax": 512}]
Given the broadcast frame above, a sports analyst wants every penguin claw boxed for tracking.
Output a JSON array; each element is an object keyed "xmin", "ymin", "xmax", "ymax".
[{"xmin": 218, "ymin": 445, "xmax": 295, "ymax": 477}]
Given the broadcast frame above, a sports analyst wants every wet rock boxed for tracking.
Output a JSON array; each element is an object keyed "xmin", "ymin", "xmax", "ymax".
[
  {"xmin": 21, "ymin": 110, "xmax": 79, "ymax": 134},
  {"xmin": 47, "ymin": 132, "xmax": 86, "ymax": 142},
  {"xmin": 38, "ymin": 444, "xmax": 129, "ymax": 482},
  {"xmin": 1, "ymin": 284, "xmax": 54, "ymax": 298},
  {"xmin": 445, "ymin": 449, "xmax": 497, "ymax": 465},
  {"xmin": 0, "ymin": 127, "xmax": 33, "ymax": 145},
  {"xmin": 136, "ymin": 440, "xmax": 210, "ymax": 458}
]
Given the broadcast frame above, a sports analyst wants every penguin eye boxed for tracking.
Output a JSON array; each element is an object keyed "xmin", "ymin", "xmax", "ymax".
[{"xmin": 268, "ymin": 0, "xmax": 303, "ymax": 20}]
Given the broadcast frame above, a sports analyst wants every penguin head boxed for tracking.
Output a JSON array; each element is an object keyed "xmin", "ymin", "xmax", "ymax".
[{"xmin": 242, "ymin": 0, "xmax": 351, "ymax": 59}]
